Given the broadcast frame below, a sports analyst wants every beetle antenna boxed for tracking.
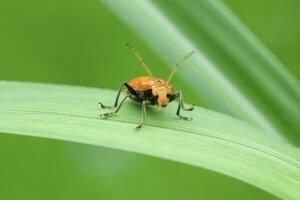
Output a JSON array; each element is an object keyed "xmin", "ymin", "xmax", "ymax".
[
  {"xmin": 167, "ymin": 51, "xmax": 194, "ymax": 83},
  {"xmin": 126, "ymin": 43, "xmax": 153, "ymax": 76}
]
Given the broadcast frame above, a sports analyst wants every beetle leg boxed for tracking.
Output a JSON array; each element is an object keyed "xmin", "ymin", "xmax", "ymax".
[
  {"xmin": 135, "ymin": 101, "xmax": 147, "ymax": 130},
  {"xmin": 171, "ymin": 91, "xmax": 194, "ymax": 120},
  {"xmin": 100, "ymin": 95, "xmax": 129, "ymax": 118},
  {"xmin": 171, "ymin": 91, "xmax": 195, "ymax": 111},
  {"xmin": 99, "ymin": 82, "xmax": 134, "ymax": 109}
]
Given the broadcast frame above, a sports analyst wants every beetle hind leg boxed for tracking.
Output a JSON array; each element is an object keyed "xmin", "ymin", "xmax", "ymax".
[
  {"xmin": 98, "ymin": 82, "xmax": 130, "ymax": 109},
  {"xmin": 100, "ymin": 95, "xmax": 129, "ymax": 119}
]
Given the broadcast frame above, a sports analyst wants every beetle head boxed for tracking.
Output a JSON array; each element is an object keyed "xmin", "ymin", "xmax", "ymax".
[{"xmin": 152, "ymin": 82, "xmax": 172, "ymax": 107}]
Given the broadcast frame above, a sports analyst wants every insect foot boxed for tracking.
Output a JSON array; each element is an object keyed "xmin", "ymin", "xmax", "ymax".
[
  {"xmin": 135, "ymin": 123, "xmax": 144, "ymax": 131},
  {"xmin": 98, "ymin": 102, "xmax": 114, "ymax": 109},
  {"xmin": 99, "ymin": 112, "xmax": 114, "ymax": 119},
  {"xmin": 186, "ymin": 104, "xmax": 196, "ymax": 111},
  {"xmin": 179, "ymin": 116, "xmax": 193, "ymax": 121}
]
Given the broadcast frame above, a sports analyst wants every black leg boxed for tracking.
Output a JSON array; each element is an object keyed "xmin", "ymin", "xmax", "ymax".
[
  {"xmin": 100, "ymin": 95, "xmax": 129, "ymax": 118},
  {"xmin": 171, "ymin": 91, "xmax": 194, "ymax": 120},
  {"xmin": 135, "ymin": 101, "xmax": 147, "ymax": 130},
  {"xmin": 99, "ymin": 82, "xmax": 134, "ymax": 109}
]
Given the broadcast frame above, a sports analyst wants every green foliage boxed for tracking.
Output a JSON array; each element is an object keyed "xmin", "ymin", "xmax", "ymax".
[
  {"xmin": 0, "ymin": 82, "xmax": 299, "ymax": 200},
  {"xmin": 102, "ymin": 0, "xmax": 300, "ymax": 144},
  {"xmin": 1, "ymin": 0, "xmax": 300, "ymax": 199}
]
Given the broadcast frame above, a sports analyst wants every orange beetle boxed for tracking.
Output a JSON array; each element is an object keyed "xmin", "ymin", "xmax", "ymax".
[{"xmin": 99, "ymin": 43, "xmax": 195, "ymax": 130}]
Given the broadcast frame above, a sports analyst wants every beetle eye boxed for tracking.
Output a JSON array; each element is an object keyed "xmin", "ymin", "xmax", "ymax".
[{"xmin": 167, "ymin": 94, "xmax": 171, "ymax": 98}]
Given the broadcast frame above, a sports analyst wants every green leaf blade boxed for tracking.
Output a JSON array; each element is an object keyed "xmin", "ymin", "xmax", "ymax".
[{"xmin": 0, "ymin": 81, "xmax": 299, "ymax": 200}]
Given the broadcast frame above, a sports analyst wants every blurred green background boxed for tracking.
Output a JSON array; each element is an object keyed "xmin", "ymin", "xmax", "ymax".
[{"xmin": 0, "ymin": 0, "xmax": 299, "ymax": 199}]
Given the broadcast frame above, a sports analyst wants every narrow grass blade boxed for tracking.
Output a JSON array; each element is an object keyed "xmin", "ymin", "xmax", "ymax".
[{"xmin": 0, "ymin": 81, "xmax": 299, "ymax": 200}]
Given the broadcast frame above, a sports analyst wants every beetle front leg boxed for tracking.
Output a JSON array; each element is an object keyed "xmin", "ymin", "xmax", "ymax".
[
  {"xmin": 99, "ymin": 82, "xmax": 132, "ymax": 109},
  {"xmin": 171, "ymin": 91, "xmax": 194, "ymax": 120},
  {"xmin": 100, "ymin": 95, "xmax": 129, "ymax": 118},
  {"xmin": 135, "ymin": 101, "xmax": 147, "ymax": 130}
]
